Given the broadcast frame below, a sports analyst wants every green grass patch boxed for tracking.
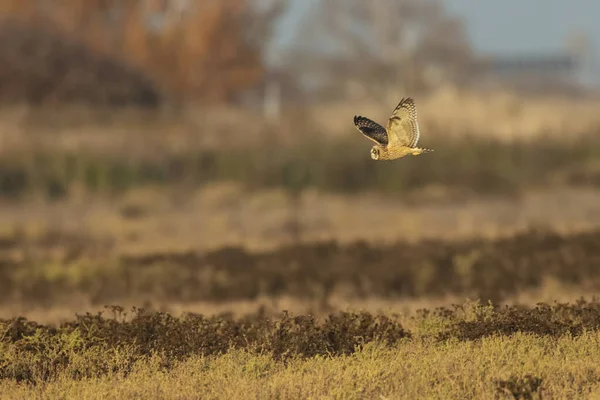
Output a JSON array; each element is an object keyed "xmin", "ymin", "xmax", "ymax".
[{"xmin": 1, "ymin": 133, "xmax": 600, "ymax": 199}]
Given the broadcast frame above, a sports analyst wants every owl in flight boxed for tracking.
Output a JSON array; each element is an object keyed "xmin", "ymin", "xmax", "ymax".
[{"xmin": 354, "ymin": 97, "xmax": 433, "ymax": 161}]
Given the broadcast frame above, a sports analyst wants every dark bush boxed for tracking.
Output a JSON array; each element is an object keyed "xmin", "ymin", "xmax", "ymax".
[
  {"xmin": 0, "ymin": 307, "xmax": 409, "ymax": 384},
  {"xmin": 1, "ymin": 229, "xmax": 600, "ymax": 305},
  {"xmin": 3, "ymin": 300, "xmax": 600, "ymax": 385}
]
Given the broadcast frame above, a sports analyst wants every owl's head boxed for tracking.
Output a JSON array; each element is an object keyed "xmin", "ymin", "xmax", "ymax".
[{"xmin": 370, "ymin": 146, "xmax": 380, "ymax": 160}]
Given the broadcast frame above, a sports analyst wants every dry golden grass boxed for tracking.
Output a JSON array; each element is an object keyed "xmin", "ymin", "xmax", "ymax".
[
  {"xmin": 5, "ymin": 298, "xmax": 600, "ymax": 399},
  {"xmin": 1, "ymin": 87, "xmax": 600, "ymax": 157},
  {"xmin": 2, "ymin": 333, "xmax": 600, "ymax": 399},
  {"xmin": 321, "ymin": 86, "xmax": 600, "ymax": 142},
  {"xmin": 1, "ymin": 184, "xmax": 599, "ymax": 255}
]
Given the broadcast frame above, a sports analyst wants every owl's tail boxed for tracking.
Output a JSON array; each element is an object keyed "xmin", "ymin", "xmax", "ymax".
[{"xmin": 419, "ymin": 148, "xmax": 434, "ymax": 153}]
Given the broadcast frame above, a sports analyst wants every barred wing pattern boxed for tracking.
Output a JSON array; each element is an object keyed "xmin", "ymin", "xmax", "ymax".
[
  {"xmin": 385, "ymin": 97, "xmax": 420, "ymax": 148},
  {"xmin": 353, "ymin": 115, "xmax": 388, "ymax": 145}
]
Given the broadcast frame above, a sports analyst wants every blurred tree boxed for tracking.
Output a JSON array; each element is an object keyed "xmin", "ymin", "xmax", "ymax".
[
  {"xmin": 0, "ymin": 0, "xmax": 286, "ymax": 105},
  {"xmin": 284, "ymin": 0, "xmax": 473, "ymax": 101}
]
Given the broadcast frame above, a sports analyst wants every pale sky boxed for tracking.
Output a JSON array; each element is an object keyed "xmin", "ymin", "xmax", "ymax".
[
  {"xmin": 445, "ymin": 0, "xmax": 600, "ymax": 54},
  {"xmin": 272, "ymin": 0, "xmax": 600, "ymax": 85}
]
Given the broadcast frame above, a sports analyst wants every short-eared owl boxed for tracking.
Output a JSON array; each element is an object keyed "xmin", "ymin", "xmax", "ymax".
[{"xmin": 354, "ymin": 97, "xmax": 433, "ymax": 161}]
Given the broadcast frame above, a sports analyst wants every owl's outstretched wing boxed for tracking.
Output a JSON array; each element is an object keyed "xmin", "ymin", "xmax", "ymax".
[
  {"xmin": 385, "ymin": 97, "xmax": 420, "ymax": 147},
  {"xmin": 353, "ymin": 115, "xmax": 388, "ymax": 145}
]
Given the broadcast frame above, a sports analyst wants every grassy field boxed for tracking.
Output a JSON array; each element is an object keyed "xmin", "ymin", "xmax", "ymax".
[
  {"xmin": 3, "ymin": 301, "xmax": 600, "ymax": 398},
  {"xmin": 3, "ymin": 336, "xmax": 595, "ymax": 399},
  {"xmin": 3, "ymin": 185, "xmax": 600, "ymax": 256},
  {"xmin": 2, "ymin": 94, "xmax": 600, "ymax": 398},
  {"xmin": 1, "ymin": 226, "xmax": 600, "ymax": 398}
]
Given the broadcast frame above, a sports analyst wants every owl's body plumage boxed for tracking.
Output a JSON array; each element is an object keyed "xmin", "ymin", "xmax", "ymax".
[{"xmin": 353, "ymin": 97, "xmax": 433, "ymax": 161}]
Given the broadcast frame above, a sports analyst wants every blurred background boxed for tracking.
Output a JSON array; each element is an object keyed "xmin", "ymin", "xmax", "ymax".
[{"xmin": 1, "ymin": 0, "xmax": 600, "ymax": 322}]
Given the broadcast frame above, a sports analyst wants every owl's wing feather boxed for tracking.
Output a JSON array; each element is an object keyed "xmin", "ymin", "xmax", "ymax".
[
  {"xmin": 386, "ymin": 97, "xmax": 420, "ymax": 147},
  {"xmin": 353, "ymin": 115, "xmax": 388, "ymax": 145}
]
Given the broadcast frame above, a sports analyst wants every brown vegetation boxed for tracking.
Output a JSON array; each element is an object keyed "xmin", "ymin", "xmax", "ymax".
[
  {"xmin": 0, "ymin": 20, "xmax": 160, "ymax": 107},
  {"xmin": 1, "ymin": 228, "xmax": 600, "ymax": 312},
  {"xmin": 0, "ymin": 0, "xmax": 283, "ymax": 105}
]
